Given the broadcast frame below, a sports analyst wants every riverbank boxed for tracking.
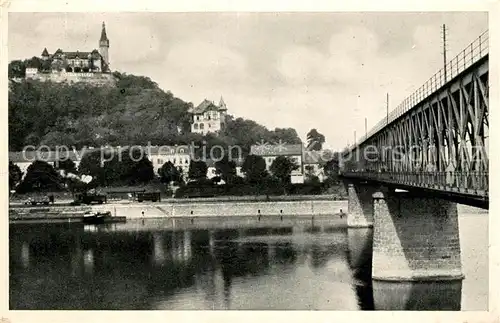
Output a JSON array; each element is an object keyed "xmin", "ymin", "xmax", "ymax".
[
  {"xmin": 9, "ymin": 199, "xmax": 347, "ymax": 223},
  {"xmin": 9, "ymin": 194, "xmax": 341, "ymax": 206}
]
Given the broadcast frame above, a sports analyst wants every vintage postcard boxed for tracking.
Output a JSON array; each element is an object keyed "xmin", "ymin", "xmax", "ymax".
[{"xmin": 1, "ymin": 0, "xmax": 498, "ymax": 322}]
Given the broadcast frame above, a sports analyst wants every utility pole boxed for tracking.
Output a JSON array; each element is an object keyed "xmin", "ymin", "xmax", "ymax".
[
  {"xmin": 386, "ymin": 93, "xmax": 389, "ymax": 125},
  {"xmin": 442, "ymin": 24, "xmax": 448, "ymax": 82},
  {"xmin": 365, "ymin": 117, "xmax": 367, "ymax": 139},
  {"xmin": 354, "ymin": 130, "xmax": 357, "ymax": 145}
]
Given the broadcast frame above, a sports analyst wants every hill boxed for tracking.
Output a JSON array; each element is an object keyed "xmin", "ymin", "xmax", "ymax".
[{"xmin": 8, "ymin": 66, "xmax": 301, "ymax": 155}]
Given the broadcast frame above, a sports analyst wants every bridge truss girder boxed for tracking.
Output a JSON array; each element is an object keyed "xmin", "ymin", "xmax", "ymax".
[{"xmin": 357, "ymin": 57, "xmax": 488, "ymax": 175}]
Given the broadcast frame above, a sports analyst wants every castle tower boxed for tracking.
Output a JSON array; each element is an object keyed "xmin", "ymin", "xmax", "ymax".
[
  {"xmin": 219, "ymin": 96, "xmax": 227, "ymax": 111},
  {"xmin": 99, "ymin": 22, "xmax": 110, "ymax": 71},
  {"xmin": 218, "ymin": 96, "xmax": 227, "ymax": 130},
  {"xmin": 41, "ymin": 48, "xmax": 50, "ymax": 60}
]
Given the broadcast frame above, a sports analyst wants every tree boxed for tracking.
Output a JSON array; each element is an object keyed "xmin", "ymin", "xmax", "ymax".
[
  {"xmin": 214, "ymin": 156, "xmax": 237, "ymax": 184},
  {"xmin": 9, "ymin": 162, "xmax": 23, "ymax": 190},
  {"xmin": 103, "ymin": 148, "xmax": 154, "ymax": 185},
  {"xmin": 53, "ymin": 158, "xmax": 77, "ymax": 174},
  {"xmin": 304, "ymin": 165, "xmax": 316, "ymax": 182},
  {"xmin": 159, "ymin": 161, "xmax": 182, "ymax": 185},
  {"xmin": 16, "ymin": 160, "xmax": 63, "ymax": 193},
  {"xmin": 78, "ymin": 149, "xmax": 107, "ymax": 186},
  {"xmin": 188, "ymin": 160, "xmax": 208, "ymax": 181},
  {"xmin": 269, "ymin": 156, "xmax": 299, "ymax": 188},
  {"xmin": 127, "ymin": 150, "xmax": 155, "ymax": 185},
  {"xmin": 8, "ymin": 60, "xmax": 26, "ymax": 79},
  {"xmin": 306, "ymin": 129, "xmax": 326, "ymax": 151},
  {"xmin": 323, "ymin": 155, "xmax": 340, "ymax": 186},
  {"xmin": 241, "ymin": 155, "xmax": 267, "ymax": 184},
  {"xmin": 269, "ymin": 127, "xmax": 302, "ymax": 145},
  {"xmin": 305, "ymin": 174, "xmax": 321, "ymax": 185}
]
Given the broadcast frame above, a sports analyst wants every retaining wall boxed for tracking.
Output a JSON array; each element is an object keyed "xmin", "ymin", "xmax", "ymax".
[{"xmin": 91, "ymin": 200, "xmax": 346, "ymax": 219}]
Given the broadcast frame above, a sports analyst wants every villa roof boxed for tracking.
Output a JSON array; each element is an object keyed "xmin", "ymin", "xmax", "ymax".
[
  {"xmin": 48, "ymin": 49, "xmax": 101, "ymax": 59},
  {"xmin": 192, "ymin": 99, "xmax": 219, "ymax": 114},
  {"xmin": 41, "ymin": 48, "xmax": 49, "ymax": 57},
  {"xmin": 63, "ymin": 51, "xmax": 94, "ymax": 59},
  {"xmin": 250, "ymin": 143, "xmax": 303, "ymax": 156},
  {"xmin": 9, "ymin": 145, "xmax": 197, "ymax": 163},
  {"xmin": 147, "ymin": 145, "xmax": 191, "ymax": 155},
  {"xmin": 9, "ymin": 150, "xmax": 83, "ymax": 163}
]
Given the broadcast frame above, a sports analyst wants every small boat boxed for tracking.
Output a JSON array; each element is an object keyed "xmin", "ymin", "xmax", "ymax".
[{"xmin": 82, "ymin": 211, "xmax": 126, "ymax": 224}]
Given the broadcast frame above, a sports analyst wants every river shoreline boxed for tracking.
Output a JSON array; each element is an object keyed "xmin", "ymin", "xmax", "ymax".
[{"xmin": 9, "ymin": 198, "xmax": 348, "ymax": 223}]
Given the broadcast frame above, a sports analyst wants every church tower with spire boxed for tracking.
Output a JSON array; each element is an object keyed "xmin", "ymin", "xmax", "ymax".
[{"xmin": 99, "ymin": 22, "xmax": 110, "ymax": 71}]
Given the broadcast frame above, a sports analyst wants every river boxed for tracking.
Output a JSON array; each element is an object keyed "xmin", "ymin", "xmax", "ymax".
[{"xmin": 9, "ymin": 208, "xmax": 487, "ymax": 310}]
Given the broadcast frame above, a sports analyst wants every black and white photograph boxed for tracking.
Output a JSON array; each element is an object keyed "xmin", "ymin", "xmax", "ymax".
[{"xmin": 4, "ymin": 4, "xmax": 494, "ymax": 316}]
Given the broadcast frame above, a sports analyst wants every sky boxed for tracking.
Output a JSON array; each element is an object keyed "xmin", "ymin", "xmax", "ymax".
[{"xmin": 8, "ymin": 12, "xmax": 488, "ymax": 150}]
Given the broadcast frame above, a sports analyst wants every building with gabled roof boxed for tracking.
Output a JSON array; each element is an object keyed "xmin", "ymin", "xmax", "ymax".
[
  {"xmin": 250, "ymin": 143, "xmax": 304, "ymax": 184},
  {"xmin": 190, "ymin": 96, "xmax": 228, "ymax": 135}
]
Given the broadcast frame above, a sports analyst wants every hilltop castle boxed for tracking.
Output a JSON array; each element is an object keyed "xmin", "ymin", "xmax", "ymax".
[{"xmin": 25, "ymin": 22, "xmax": 115, "ymax": 85}]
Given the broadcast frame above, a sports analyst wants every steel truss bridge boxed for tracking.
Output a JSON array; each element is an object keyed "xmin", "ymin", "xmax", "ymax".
[{"xmin": 340, "ymin": 31, "xmax": 489, "ymax": 209}]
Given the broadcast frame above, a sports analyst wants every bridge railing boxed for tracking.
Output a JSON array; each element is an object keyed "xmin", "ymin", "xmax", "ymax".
[
  {"xmin": 347, "ymin": 30, "xmax": 489, "ymax": 153},
  {"xmin": 342, "ymin": 171, "xmax": 488, "ymax": 197}
]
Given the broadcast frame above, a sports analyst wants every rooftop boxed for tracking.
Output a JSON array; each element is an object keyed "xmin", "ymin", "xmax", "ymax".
[
  {"xmin": 9, "ymin": 150, "xmax": 85, "ymax": 163},
  {"xmin": 250, "ymin": 144, "xmax": 303, "ymax": 156},
  {"xmin": 9, "ymin": 145, "xmax": 192, "ymax": 163},
  {"xmin": 191, "ymin": 98, "xmax": 226, "ymax": 114}
]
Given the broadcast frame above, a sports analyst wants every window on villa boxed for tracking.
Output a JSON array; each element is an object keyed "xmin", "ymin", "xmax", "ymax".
[
  {"xmin": 158, "ymin": 158, "xmax": 163, "ymax": 164},
  {"xmin": 194, "ymin": 123, "xmax": 198, "ymax": 129},
  {"xmin": 200, "ymin": 123, "xmax": 205, "ymax": 129}
]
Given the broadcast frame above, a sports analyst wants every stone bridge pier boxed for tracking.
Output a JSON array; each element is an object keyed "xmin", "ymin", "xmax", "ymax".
[
  {"xmin": 346, "ymin": 183, "xmax": 378, "ymax": 227},
  {"xmin": 346, "ymin": 182, "xmax": 463, "ymax": 282},
  {"xmin": 372, "ymin": 189, "xmax": 463, "ymax": 282}
]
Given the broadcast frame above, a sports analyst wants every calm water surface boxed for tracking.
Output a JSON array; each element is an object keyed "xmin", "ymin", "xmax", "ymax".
[{"xmin": 9, "ymin": 212, "xmax": 487, "ymax": 310}]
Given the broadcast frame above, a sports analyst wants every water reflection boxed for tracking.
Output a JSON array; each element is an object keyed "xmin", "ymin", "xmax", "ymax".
[
  {"xmin": 10, "ymin": 220, "xmax": 358, "ymax": 310},
  {"xmin": 9, "ymin": 215, "xmax": 482, "ymax": 310},
  {"xmin": 373, "ymin": 280, "xmax": 462, "ymax": 310},
  {"xmin": 347, "ymin": 228, "xmax": 374, "ymax": 310}
]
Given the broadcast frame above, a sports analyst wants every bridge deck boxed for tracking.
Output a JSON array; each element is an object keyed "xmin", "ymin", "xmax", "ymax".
[{"xmin": 341, "ymin": 171, "xmax": 488, "ymax": 209}]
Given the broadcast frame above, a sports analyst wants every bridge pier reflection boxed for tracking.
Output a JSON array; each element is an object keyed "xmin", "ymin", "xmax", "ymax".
[
  {"xmin": 183, "ymin": 231, "xmax": 192, "ymax": 260},
  {"xmin": 347, "ymin": 228, "xmax": 372, "ymax": 271},
  {"xmin": 153, "ymin": 233, "xmax": 166, "ymax": 266},
  {"xmin": 21, "ymin": 241, "xmax": 30, "ymax": 269},
  {"xmin": 373, "ymin": 280, "xmax": 462, "ymax": 310},
  {"xmin": 347, "ymin": 228, "xmax": 374, "ymax": 310},
  {"xmin": 208, "ymin": 230, "xmax": 215, "ymax": 255}
]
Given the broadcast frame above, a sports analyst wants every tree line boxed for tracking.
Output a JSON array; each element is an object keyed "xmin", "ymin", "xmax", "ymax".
[{"xmin": 10, "ymin": 147, "xmax": 340, "ymax": 196}]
